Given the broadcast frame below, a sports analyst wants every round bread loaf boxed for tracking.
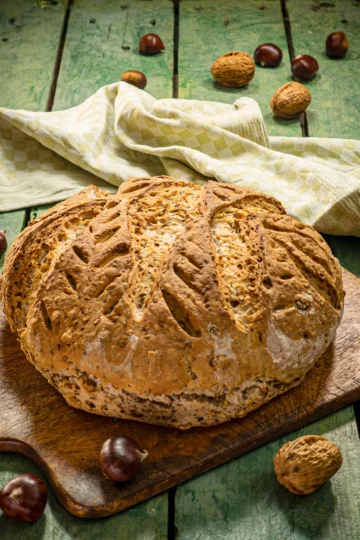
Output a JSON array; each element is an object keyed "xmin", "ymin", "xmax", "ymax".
[{"xmin": 1, "ymin": 177, "xmax": 344, "ymax": 429}]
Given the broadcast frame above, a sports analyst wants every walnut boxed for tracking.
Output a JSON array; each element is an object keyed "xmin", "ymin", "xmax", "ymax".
[
  {"xmin": 210, "ymin": 52, "xmax": 255, "ymax": 87},
  {"xmin": 274, "ymin": 435, "xmax": 343, "ymax": 494},
  {"xmin": 270, "ymin": 81, "xmax": 311, "ymax": 118}
]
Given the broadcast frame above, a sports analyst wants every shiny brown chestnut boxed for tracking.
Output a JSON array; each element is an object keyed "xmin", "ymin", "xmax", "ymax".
[
  {"xmin": 291, "ymin": 54, "xmax": 319, "ymax": 80},
  {"xmin": 139, "ymin": 34, "xmax": 165, "ymax": 56},
  {"xmin": 0, "ymin": 473, "xmax": 47, "ymax": 522},
  {"xmin": 100, "ymin": 436, "xmax": 148, "ymax": 482},
  {"xmin": 254, "ymin": 43, "xmax": 283, "ymax": 67},
  {"xmin": 0, "ymin": 229, "xmax": 7, "ymax": 257},
  {"xmin": 326, "ymin": 32, "xmax": 348, "ymax": 58},
  {"xmin": 121, "ymin": 70, "xmax": 147, "ymax": 89}
]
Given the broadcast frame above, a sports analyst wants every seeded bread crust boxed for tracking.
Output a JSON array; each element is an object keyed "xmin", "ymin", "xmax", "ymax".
[{"xmin": 1, "ymin": 177, "xmax": 344, "ymax": 429}]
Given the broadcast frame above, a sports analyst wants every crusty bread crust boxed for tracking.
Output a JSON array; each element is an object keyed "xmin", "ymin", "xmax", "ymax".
[{"xmin": 1, "ymin": 177, "xmax": 344, "ymax": 429}]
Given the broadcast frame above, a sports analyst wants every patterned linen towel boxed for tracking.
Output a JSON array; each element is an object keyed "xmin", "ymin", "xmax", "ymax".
[{"xmin": 1, "ymin": 81, "xmax": 360, "ymax": 235}]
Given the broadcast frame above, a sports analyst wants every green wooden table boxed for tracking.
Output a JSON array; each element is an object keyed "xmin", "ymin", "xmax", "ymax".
[{"xmin": 1, "ymin": 1, "xmax": 360, "ymax": 538}]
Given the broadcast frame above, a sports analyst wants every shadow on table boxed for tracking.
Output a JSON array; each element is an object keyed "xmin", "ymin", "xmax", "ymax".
[
  {"xmin": 0, "ymin": 512, "xmax": 47, "ymax": 540},
  {"xmin": 175, "ymin": 432, "xmax": 340, "ymax": 540},
  {"xmin": 275, "ymin": 480, "xmax": 336, "ymax": 539},
  {"xmin": 323, "ymin": 234, "xmax": 360, "ymax": 279},
  {"xmin": 0, "ymin": 452, "xmax": 167, "ymax": 540}
]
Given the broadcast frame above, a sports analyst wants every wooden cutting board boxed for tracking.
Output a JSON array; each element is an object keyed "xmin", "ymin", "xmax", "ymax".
[{"xmin": 0, "ymin": 267, "xmax": 359, "ymax": 518}]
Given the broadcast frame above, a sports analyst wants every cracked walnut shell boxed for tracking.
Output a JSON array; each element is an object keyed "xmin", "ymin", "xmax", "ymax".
[
  {"xmin": 211, "ymin": 51, "xmax": 255, "ymax": 87},
  {"xmin": 270, "ymin": 82, "xmax": 311, "ymax": 118},
  {"xmin": 274, "ymin": 435, "xmax": 343, "ymax": 494}
]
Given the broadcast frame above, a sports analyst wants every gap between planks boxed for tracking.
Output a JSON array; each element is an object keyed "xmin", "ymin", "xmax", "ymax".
[
  {"xmin": 169, "ymin": 3, "xmax": 180, "ymax": 533},
  {"xmin": 167, "ymin": 486, "xmax": 177, "ymax": 540},
  {"xmin": 46, "ymin": 0, "xmax": 74, "ymax": 112},
  {"xmin": 168, "ymin": 2, "xmax": 180, "ymax": 531},
  {"xmin": 280, "ymin": 0, "xmax": 309, "ymax": 137},
  {"xmin": 172, "ymin": 0, "xmax": 180, "ymax": 98}
]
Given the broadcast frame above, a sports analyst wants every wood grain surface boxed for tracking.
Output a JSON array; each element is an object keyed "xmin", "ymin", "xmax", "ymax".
[{"xmin": 0, "ymin": 268, "xmax": 359, "ymax": 518}]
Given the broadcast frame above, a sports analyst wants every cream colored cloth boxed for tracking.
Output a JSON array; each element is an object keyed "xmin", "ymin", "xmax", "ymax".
[{"xmin": 1, "ymin": 81, "xmax": 360, "ymax": 235}]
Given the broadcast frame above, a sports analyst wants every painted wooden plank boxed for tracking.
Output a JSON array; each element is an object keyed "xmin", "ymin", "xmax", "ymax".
[
  {"xmin": 0, "ymin": 0, "xmax": 170, "ymax": 536},
  {"xmin": 286, "ymin": 0, "xmax": 360, "ymax": 139},
  {"xmin": 53, "ymin": 0, "xmax": 174, "ymax": 110},
  {"xmin": 30, "ymin": 0, "xmax": 176, "ymax": 232},
  {"xmin": 20, "ymin": 0, "xmax": 173, "ymax": 536},
  {"xmin": 178, "ymin": 0, "xmax": 301, "ymax": 136},
  {"xmin": 0, "ymin": 0, "xmax": 67, "ymax": 111},
  {"xmin": 0, "ymin": 0, "xmax": 67, "ymax": 266},
  {"xmin": 175, "ymin": 406, "xmax": 360, "ymax": 540}
]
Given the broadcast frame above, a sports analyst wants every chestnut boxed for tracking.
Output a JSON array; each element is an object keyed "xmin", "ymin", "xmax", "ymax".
[
  {"xmin": 100, "ymin": 436, "xmax": 148, "ymax": 482},
  {"xmin": 326, "ymin": 32, "xmax": 348, "ymax": 58},
  {"xmin": 139, "ymin": 34, "xmax": 165, "ymax": 56},
  {"xmin": 121, "ymin": 70, "xmax": 147, "ymax": 90},
  {"xmin": 0, "ymin": 229, "xmax": 7, "ymax": 257},
  {"xmin": 254, "ymin": 43, "xmax": 283, "ymax": 67},
  {"xmin": 0, "ymin": 473, "xmax": 47, "ymax": 522},
  {"xmin": 291, "ymin": 54, "xmax": 319, "ymax": 80}
]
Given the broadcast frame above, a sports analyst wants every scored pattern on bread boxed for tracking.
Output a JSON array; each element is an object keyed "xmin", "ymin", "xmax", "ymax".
[
  {"xmin": 210, "ymin": 196, "xmax": 284, "ymax": 331},
  {"xmin": 1, "ymin": 186, "xmax": 109, "ymax": 332},
  {"xmin": 126, "ymin": 182, "xmax": 201, "ymax": 321},
  {"xmin": 262, "ymin": 218, "xmax": 342, "ymax": 311},
  {"xmin": 1, "ymin": 177, "xmax": 345, "ymax": 429}
]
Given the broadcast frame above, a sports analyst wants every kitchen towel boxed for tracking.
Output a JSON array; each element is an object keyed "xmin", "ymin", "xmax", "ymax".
[{"xmin": 1, "ymin": 81, "xmax": 360, "ymax": 235}]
